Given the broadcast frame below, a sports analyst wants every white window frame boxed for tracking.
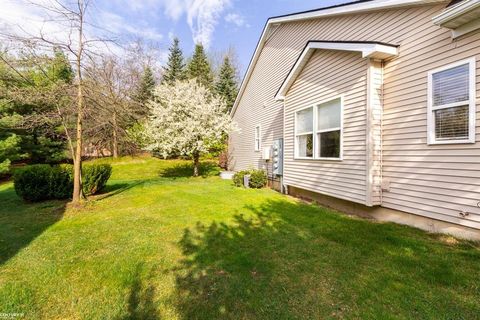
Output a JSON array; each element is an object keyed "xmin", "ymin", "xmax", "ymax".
[
  {"xmin": 427, "ymin": 57, "xmax": 476, "ymax": 145},
  {"xmin": 294, "ymin": 106, "xmax": 314, "ymax": 159},
  {"xmin": 254, "ymin": 125, "xmax": 261, "ymax": 151},
  {"xmin": 294, "ymin": 96, "xmax": 343, "ymax": 161}
]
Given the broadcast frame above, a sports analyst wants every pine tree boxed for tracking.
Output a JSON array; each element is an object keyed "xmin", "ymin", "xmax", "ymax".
[
  {"xmin": 135, "ymin": 66, "xmax": 156, "ymax": 106},
  {"xmin": 162, "ymin": 37, "xmax": 186, "ymax": 84},
  {"xmin": 215, "ymin": 56, "xmax": 238, "ymax": 113},
  {"xmin": 186, "ymin": 43, "xmax": 213, "ymax": 89}
]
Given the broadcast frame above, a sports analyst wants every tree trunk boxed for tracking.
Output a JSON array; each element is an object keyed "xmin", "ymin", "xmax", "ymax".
[
  {"xmin": 193, "ymin": 152, "xmax": 200, "ymax": 177},
  {"xmin": 72, "ymin": 6, "xmax": 84, "ymax": 204},
  {"xmin": 72, "ymin": 83, "xmax": 84, "ymax": 203},
  {"xmin": 112, "ymin": 111, "xmax": 118, "ymax": 158}
]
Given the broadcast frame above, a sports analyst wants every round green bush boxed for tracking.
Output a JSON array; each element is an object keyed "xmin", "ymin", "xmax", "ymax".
[
  {"xmin": 13, "ymin": 163, "xmax": 112, "ymax": 202},
  {"xmin": 49, "ymin": 165, "xmax": 74, "ymax": 199},
  {"xmin": 248, "ymin": 169, "xmax": 267, "ymax": 189},
  {"xmin": 233, "ymin": 170, "xmax": 250, "ymax": 187},
  {"xmin": 14, "ymin": 165, "xmax": 53, "ymax": 202},
  {"xmin": 82, "ymin": 164, "xmax": 112, "ymax": 195}
]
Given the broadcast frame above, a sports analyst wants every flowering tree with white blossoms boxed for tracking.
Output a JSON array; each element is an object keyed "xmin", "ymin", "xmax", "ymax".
[{"xmin": 146, "ymin": 79, "xmax": 237, "ymax": 176}]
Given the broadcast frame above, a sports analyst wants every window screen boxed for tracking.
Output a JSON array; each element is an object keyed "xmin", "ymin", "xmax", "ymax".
[
  {"xmin": 434, "ymin": 106, "xmax": 469, "ymax": 140},
  {"xmin": 295, "ymin": 107, "xmax": 314, "ymax": 158},
  {"xmin": 296, "ymin": 108, "xmax": 313, "ymax": 134},
  {"xmin": 317, "ymin": 98, "xmax": 341, "ymax": 158},
  {"xmin": 432, "ymin": 64, "xmax": 469, "ymax": 106}
]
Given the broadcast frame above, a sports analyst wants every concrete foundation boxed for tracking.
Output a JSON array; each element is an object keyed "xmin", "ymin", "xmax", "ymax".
[{"xmin": 287, "ymin": 185, "xmax": 480, "ymax": 241}]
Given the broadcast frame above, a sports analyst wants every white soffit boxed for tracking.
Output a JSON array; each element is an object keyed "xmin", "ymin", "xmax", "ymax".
[
  {"xmin": 230, "ymin": 0, "xmax": 445, "ymax": 116},
  {"xmin": 433, "ymin": 0, "xmax": 480, "ymax": 38},
  {"xmin": 274, "ymin": 41, "xmax": 399, "ymax": 101}
]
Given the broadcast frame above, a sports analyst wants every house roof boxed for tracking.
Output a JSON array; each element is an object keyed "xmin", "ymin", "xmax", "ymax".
[
  {"xmin": 231, "ymin": 0, "xmax": 447, "ymax": 116},
  {"xmin": 274, "ymin": 41, "xmax": 399, "ymax": 101}
]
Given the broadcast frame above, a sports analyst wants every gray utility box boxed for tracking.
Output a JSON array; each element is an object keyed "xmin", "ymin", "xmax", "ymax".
[
  {"xmin": 272, "ymin": 138, "xmax": 283, "ymax": 176},
  {"xmin": 243, "ymin": 174, "xmax": 250, "ymax": 188}
]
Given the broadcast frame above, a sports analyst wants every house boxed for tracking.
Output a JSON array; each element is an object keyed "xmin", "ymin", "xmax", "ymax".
[{"xmin": 229, "ymin": 0, "xmax": 480, "ymax": 239}]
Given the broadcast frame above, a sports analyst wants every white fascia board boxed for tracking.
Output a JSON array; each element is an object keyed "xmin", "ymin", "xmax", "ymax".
[
  {"xmin": 230, "ymin": 0, "xmax": 443, "ymax": 116},
  {"xmin": 271, "ymin": 0, "xmax": 445, "ymax": 24},
  {"xmin": 433, "ymin": 0, "xmax": 480, "ymax": 27},
  {"xmin": 274, "ymin": 41, "xmax": 398, "ymax": 101}
]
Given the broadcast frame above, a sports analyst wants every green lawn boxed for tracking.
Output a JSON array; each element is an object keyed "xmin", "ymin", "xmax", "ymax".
[{"xmin": 0, "ymin": 156, "xmax": 479, "ymax": 319}]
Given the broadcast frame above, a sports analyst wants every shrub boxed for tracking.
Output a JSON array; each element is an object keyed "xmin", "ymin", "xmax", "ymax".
[
  {"xmin": 248, "ymin": 169, "xmax": 267, "ymax": 189},
  {"xmin": 82, "ymin": 164, "xmax": 112, "ymax": 195},
  {"xmin": 233, "ymin": 170, "xmax": 250, "ymax": 187},
  {"xmin": 14, "ymin": 164, "xmax": 73, "ymax": 202},
  {"xmin": 14, "ymin": 163, "xmax": 112, "ymax": 202},
  {"xmin": 232, "ymin": 169, "xmax": 267, "ymax": 188},
  {"xmin": 49, "ymin": 165, "xmax": 73, "ymax": 199},
  {"xmin": 14, "ymin": 165, "xmax": 52, "ymax": 202}
]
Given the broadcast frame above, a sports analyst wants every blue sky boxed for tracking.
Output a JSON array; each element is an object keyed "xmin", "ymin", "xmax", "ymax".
[{"xmin": 1, "ymin": 0, "xmax": 351, "ymax": 76}]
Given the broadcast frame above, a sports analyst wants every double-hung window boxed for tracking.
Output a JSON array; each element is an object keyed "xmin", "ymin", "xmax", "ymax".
[
  {"xmin": 254, "ymin": 125, "xmax": 261, "ymax": 151},
  {"xmin": 316, "ymin": 98, "xmax": 342, "ymax": 158},
  {"xmin": 295, "ymin": 97, "xmax": 342, "ymax": 160},
  {"xmin": 295, "ymin": 107, "xmax": 314, "ymax": 158},
  {"xmin": 428, "ymin": 58, "xmax": 476, "ymax": 144}
]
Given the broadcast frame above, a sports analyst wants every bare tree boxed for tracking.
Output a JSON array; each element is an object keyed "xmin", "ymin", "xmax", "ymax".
[
  {"xmin": 0, "ymin": 0, "xmax": 116, "ymax": 204},
  {"xmin": 84, "ymin": 55, "xmax": 141, "ymax": 158}
]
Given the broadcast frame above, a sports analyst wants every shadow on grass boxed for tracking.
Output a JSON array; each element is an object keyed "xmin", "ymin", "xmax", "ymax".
[
  {"xmin": 119, "ymin": 264, "xmax": 160, "ymax": 320},
  {"xmin": 0, "ymin": 185, "xmax": 66, "ymax": 266},
  {"xmin": 159, "ymin": 161, "xmax": 220, "ymax": 179},
  {"xmin": 95, "ymin": 181, "xmax": 144, "ymax": 201},
  {"xmin": 173, "ymin": 199, "xmax": 480, "ymax": 319}
]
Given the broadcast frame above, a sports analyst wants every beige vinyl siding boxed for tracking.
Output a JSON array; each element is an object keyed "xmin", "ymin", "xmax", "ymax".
[
  {"xmin": 283, "ymin": 50, "xmax": 368, "ymax": 204},
  {"xmin": 231, "ymin": 2, "xmax": 480, "ymax": 229}
]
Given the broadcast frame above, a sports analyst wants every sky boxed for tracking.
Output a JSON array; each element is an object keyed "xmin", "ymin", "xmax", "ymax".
[{"xmin": 0, "ymin": 0, "xmax": 351, "ymax": 76}]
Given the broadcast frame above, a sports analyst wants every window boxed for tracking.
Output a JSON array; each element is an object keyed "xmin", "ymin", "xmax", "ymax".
[
  {"xmin": 316, "ymin": 98, "xmax": 341, "ymax": 158},
  {"xmin": 295, "ymin": 97, "xmax": 342, "ymax": 160},
  {"xmin": 295, "ymin": 107, "xmax": 314, "ymax": 158},
  {"xmin": 254, "ymin": 125, "xmax": 261, "ymax": 151},
  {"xmin": 428, "ymin": 58, "xmax": 476, "ymax": 144}
]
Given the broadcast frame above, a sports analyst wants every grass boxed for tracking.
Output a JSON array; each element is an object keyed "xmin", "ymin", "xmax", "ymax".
[{"xmin": 0, "ymin": 156, "xmax": 479, "ymax": 319}]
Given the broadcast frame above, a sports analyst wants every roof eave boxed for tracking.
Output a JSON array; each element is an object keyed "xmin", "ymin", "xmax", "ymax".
[
  {"xmin": 433, "ymin": 0, "xmax": 480, "ymax": 27},
  {"xmin": 274, "ymin": 41, "xmax": 399, "ymax": 101},
  {"xmin": 230, "ymin": 0, "xmax": 445, "ymax": 117}
]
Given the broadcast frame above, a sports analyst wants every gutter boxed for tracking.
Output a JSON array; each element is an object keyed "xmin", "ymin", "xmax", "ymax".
[{"xmin": 433, "ymin": 0, "xmax": 480, "ymax": 26}]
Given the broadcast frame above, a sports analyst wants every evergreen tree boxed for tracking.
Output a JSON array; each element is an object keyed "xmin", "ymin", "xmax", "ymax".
[
  {"xmin": 162, "ymin": 37, "xmax": 185, "ymax": 84},
  {"xmin": 135, "ymin": 66, "xmax": 156, "ymax": 107},
  {"xmin": 186, "ymin": 43, "xmax": 213, "ymax": 89},
  {"xmin": 215, "ymin": 56, "xmax": 238, "ymax": 113},
  {"xmin": 0, "ymin": 49, "xmax": 74, "ymax": 171}
]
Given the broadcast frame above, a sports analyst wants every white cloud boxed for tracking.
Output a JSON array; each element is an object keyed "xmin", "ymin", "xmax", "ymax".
[
  {"xmin": 224, "ymin": 13, "xmax": 248, "ymax": 28},
  {"xmin": 185, "ymin": 0, "xmax": 231, "ymax": 49},
  {"xmin": 0, "ymin": 0, "xmax": 232, "ymax": 52},
  {"xmin": 0, "ymin": 0, "xmax": 64, "ymax": 40},
  {"xmin": 156, "ymin": 0, "xmax": 231, "ymax": 49}
]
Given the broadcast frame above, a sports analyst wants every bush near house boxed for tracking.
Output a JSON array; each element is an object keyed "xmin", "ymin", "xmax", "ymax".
[
  {"xmin": 248, "ymin": 169, "xmax": 267, "ymax": 188},
  {"xmin": 233, "ymin": 170, "xmax": 251, "ymax": 187},
  {"xmin": 233, "ymin": 169, "xmax": 267, "ymax": 188},
  {"xmin": 13, "ymin": 163, "xmax": 111, "ymax": 201}
]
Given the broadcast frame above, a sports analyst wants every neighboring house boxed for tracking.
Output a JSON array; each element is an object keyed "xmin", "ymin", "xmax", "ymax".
[{"xmin": 229, "ymin": 0, "xmax": 480, "ymax": 239}]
